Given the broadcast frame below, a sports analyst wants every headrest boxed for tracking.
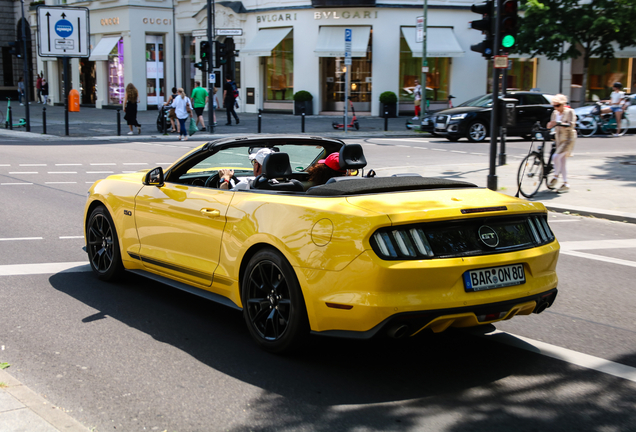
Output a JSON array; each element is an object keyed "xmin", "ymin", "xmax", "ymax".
[
  {"xmin": 261, "ymin": 152, "xmax": 292, "ymax": 178},
  {"xmin": 339, "ymin": 144, "xmax": 367, "ymax": 170}
]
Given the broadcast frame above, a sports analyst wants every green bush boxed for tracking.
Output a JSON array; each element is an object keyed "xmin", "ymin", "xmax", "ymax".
[
  {"xmin": 379, "ymin": 91, "xmax": 398, "ymax": 104},
  {"xmin": 293, "ymin": 91, "xmax": 313, "ymax": 102}
]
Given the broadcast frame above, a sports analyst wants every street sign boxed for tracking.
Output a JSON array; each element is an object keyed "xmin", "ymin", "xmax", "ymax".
[
  {"xmin": 37, "ymin": 6, "xmax": 90, "ymax": 58},
  {"xmin": 209, "ymin": 73, "xmax": 215, "ymax": 84},
  {"xmin": 494, "ymin": 55, "xmax": 509, "ymax": 68},
  {"xmin": 192, "ymin": 29, "xmax": 208, "ymax": 38},
  {"xmin": 216, "ymin": 28, "xmax": 243, "ymax": 36},
  {"xmin": 344, "ymin": 28, "xmax": 352, "ymax": 65},
  {"xmin": 416, "ymin": 16, "xmax": 424, "ymax": 43}
]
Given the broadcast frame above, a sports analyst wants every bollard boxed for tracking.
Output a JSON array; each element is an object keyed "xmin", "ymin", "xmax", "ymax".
[
  {"xmin": 384, "ymin": 110, "xmax": 389, "ymax": 132},
  {"xmin": 301, "ymin": 106, "xmax": 305, "ymax": 133},
  {"xmin": 8, "ymin": 105, "xmax": 13, "ymax": 130},
  {"xmin": 162, "ymin": 107, "xmax": 167, "ymax": 134},
  {"xmin": 117, "ymin": 108, "xmax": 121, "ymax": 136},
  {"xmin": 258, "ymin": 109, "xmax": 262, "ymax": 133},
  {"xmin": 43, "ymin": 106, "xmax": 47, "ymax": 135}
]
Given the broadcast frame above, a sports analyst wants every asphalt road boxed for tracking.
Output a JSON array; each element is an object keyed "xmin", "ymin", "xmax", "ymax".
[{"xmin": 1, "ymin": 136, "xmax": 635, "ymax": 431}]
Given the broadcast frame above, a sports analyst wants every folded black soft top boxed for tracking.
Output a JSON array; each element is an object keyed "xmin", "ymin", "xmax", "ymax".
[{"xmin": 306, "ymin": 176, "xmax": 477, "ymax": 196}]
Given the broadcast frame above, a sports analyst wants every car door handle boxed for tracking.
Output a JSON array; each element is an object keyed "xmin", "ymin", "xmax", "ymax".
[{"xmin": 201, "ymin": 208, "xmax": 221, "ymax": 218}]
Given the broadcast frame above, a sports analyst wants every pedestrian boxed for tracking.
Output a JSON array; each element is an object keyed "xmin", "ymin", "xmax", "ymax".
[
  {"xmin": 212, "ymin": 87, "xmax": 220, "ymax": 126},
  {"xmin": 547, "ymin": 94, "xmax": 576, "ymax": 193},
  {"xmin": 18, "ymin": 77, "xmax": 25, "ymax": 105},
  {"xmin": 191, "ymin": 81, "xmax": 209, "ymax": 131},
  {"xmin": 223, "ymin": 76, "xmax": 239, "ymax": 126},
  {"xmin": 36, "ymin": 73, "xmax": 43, "ymax": 103},
  {"xmin": 601, "ymin": 82, "xmax": 627, "ymax": 136},
  {"xmin": 122, "ymin": 83, "xmax": 142, "ymax": 135},
  {"xmin": 412, "ymin": 79, "xmax": 422, "ymax": 120},
  {"xmin": 41, "ymin": 79, "xmax": 49, "ymax": 105},
  {"xmin": 164, "ymin": 87, "xmax": 180, "ymax": 133},
  {"xmin": 169, "ymin": 87, "xmax": 193, "ymax": 141}
]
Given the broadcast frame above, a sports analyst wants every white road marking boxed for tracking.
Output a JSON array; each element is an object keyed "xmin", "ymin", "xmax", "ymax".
[
  {"xmin": 451, "ymin": 150, "xmax": 467, "ymax": 154},
  {"xmin": 123, "ymin": 163, "xmax": 148, "ymax": 165},
  {"xmin": 90, "ymin": 163, "xmax": 117, "ymax": 166},
  {"xmin": 559, "ymin": 239, "xmax": 636, "ymax": 251},
  {"xmin": 9, "ymin": 171, "xmax": 37, "ymax": 174},
  {"xmin": 0, "ymin": 164, "xmax": 10, "ymax": 167},
  {"xmin": 547, "ymin": 219, "xmax": 580, "ymax": 223},
  {"xmin": 470, "ymin": 152, "xmax": 486, "ymax": 155},
  {"xmin": 431, "ymin": 148, "xmax": 447, "ymax": 152},
  {"xmin": 59, "ymin": 236, "xmax": 84, "ymax": 239},
  {"xmin": 0, "ymin": 262, "xmax": 90, "ymax": 276},
  {"xmin": 86, "ymin": 171, "xmax": 114, "ymax": 174},
  {"xmin": 45, "ymin": 182, "xmax": 77, "ymax": 185},
  {"xmin": 0, "ymin": 237, "xmax": 43, "ymax": 241},
  {"xmin": 55, "ymin": 163, "xmax": 82, "ymax": 166},
  {"xmin": 560, "ymin": 251, "xmax": 636, "ymax": 268},
  {"xmin": 1, "ymin": 183, "xmax": 33, "ymax": 186},
  {"xmin": 48, "ymin": 171, "xmax": 77, "ymax": 174},
  {"xmin": 371, "ymin": 138, "xmax": 430, "ymax": 143},
  {"xmin": 19, "ymin": 164, "xmax": 46, "ymax": 166},
  {"xmin": 486, "ymin": 330, "xmax": 636, "ymax": 383}
]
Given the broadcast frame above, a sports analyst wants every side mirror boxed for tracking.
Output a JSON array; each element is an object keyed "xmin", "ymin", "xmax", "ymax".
[{"xmin": 144, "ymin": 167, "xmax": 164, "ymax": 186}]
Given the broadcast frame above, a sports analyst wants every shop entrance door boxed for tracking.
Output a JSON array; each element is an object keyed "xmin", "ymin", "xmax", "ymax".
[
  {"xmin": 321, "ymin": 56, "xmax": 372, "ymax": 112},
  {"xmin": 79, "ymin": 59, "xmax": 96, "ymax": 105},
  {"xmin": 146, "ymin": 35, "xmax": 165, "ymax": 107}
]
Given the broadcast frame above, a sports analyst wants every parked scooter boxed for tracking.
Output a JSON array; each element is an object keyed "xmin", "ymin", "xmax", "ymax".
[{"xmin": 332, "ymin": 97, "xmax": 360, "ymax": 130}]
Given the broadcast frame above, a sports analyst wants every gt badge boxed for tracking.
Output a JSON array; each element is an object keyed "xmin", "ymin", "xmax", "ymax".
[
  {"xmin": 478, "ymin": 225, "xmax": 499, "ymax": 247},
  {"xmin": 124, "ymin": 210, "xmax": 132, "ymax": 216}
]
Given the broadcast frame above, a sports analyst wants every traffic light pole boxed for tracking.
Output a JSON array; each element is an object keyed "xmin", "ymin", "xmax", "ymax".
[
  {"xmin": 207, "ymin": 0, "xmax": 215, "ymax": 133},
  {"xmin": 20, "ymin": 0, "xmax": 30, "ymax": 132},
  {"xmin": 487, "ymin": 0, "xmax": 500, "ymax": 191},
  {"xmin": 421, "ymin": 0, "xmax": 428, "ymax": 114}
]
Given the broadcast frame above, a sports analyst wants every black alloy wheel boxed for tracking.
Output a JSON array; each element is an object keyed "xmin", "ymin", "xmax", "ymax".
[
  {"xmin": 467, "ymin": 121, "xmax": 488, "ymax": 142},
  {"xmin": 242, "ymin": 248, "xmax": 308, "ymax": 353},
  {"xmin": 86, "ymin": 205, "xmax": 124, "ymax": 281}
]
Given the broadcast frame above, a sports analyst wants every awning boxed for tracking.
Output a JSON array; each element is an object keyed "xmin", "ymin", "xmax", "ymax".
[
  {"xmin": 314, "ymin": 26, "xmax": 371, "ymax": 58},
  {"xmin": 241, "ymin": 27, "xmax": 292, "ymax": 56},
  {"xmin": 89, "ymin": 37, "xmax": 120, "ymax": 61},
  {"xmin": 402, "ymin": 27, "xmax": 464, "ymax": 58}
]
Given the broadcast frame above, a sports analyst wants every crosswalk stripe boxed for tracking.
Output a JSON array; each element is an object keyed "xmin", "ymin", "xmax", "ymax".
[{"xmin": 0, "ymin": 262, "xmax": 91, "ymax": 276}]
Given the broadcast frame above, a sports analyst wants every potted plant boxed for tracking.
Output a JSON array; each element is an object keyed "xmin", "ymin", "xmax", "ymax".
[
  {"xmin": 379, "ymin": 91, "xmax": 398, "ymax": 118},
  {"xmin": 293, "ymin": 91, "xmax": 313, "ymax": 116}
]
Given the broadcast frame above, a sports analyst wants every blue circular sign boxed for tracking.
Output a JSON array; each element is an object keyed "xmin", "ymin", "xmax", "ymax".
[{"xmin": 55, "ymin": 20, "xmax": 73, "ymax": 38}]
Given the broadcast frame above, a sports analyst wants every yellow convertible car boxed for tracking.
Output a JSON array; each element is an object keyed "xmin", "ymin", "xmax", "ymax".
[{"xmin": 84, "ymin": 136, "xmax": 559, "ymax": 352}]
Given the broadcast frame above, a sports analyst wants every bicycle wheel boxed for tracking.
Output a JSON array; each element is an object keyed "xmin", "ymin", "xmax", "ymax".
[
  {"xmin": 576, "ymin": 115, "xmax": 597, "ymax": 137},
  {"xmin": 606, "ymin": 117, "xmax": 630, "ymax": 136},
  {"xmin": 517, "ymin": 153, "xmax": 544, "ymax": 198}
]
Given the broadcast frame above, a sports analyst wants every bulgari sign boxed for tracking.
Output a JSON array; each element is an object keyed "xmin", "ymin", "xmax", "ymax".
[{"xmin": 314, "ymin": 10, "xmax": 378, "ymax": 19}]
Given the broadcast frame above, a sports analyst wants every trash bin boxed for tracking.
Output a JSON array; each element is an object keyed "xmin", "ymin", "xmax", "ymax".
[
  {"xmin": 499, "ymin": 97, "xmax": 517, "ymax": 127},
  {"xmin": 570, "ymin": 85, "xmax": 582, "ymax": 108}
]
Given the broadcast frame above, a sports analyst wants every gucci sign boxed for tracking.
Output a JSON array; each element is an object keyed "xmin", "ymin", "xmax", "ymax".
[
  {"xmin": 143, "ymin": 18, "xmax": 172, "ymax": 25},
  {"xmin": 100, "ymin": 17, "xmax": 120, "ymax": 26}
]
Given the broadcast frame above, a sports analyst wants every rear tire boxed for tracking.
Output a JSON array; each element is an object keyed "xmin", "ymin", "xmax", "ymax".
[
  {"xmin": 86, "ymin": 205, "xmax": 125, "ymax": 281},
  {"xmin": 242, "ymin": 248, "xmax": 309, "ymax": 353},
  {"xmin": 517, "ymin": 153, "xmax": 544, "ymax": 198},
  {"xmin": 605, "ymin": 117, "xmax": 630, "ymax": 136},
  {"xmin": 576, "ymin": 115, "xmax": 597, "ymax": 137},
  {"xmin": 467, "ymin": 121, "xmax": 488, "ymax": 142}
]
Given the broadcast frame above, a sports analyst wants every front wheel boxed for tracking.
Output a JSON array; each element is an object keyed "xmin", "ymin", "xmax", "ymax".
[
  {"xmin": 517, "ymin": 153, "xmax": 544, "ymax": 198},
  {"xmin": 576, "ymin": 115, "xmax": 597, "ymax": 137},
  {"xmin": 466, "ymin": 121, "xmax": 488, "ymax": 142},
  {"xmin": 604, "ymin": 117, "xmax": 630, "ymax": 136},
  {"xmin": 86, "ymin": 205, "xmax": 125, "ymax": 281},
  {"xmin": 242, "ymin": 248, "xmax": 309, "ymax": 353}
]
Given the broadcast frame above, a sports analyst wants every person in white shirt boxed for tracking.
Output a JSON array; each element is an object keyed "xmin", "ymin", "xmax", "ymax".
[
  {"xmin": 218, "ymin": 148, "xmax": 276, "ymax": 190},
  {"xmin": 412, "ymin": 80, "xmax": 422, "ymax": 120},
  {"xmin": 601, "ymin": 82, "xmax": 626, "ymax": 136},
  {"xmin": 170, "ymin": 88, "xmax": 193, "ymax": 141}
]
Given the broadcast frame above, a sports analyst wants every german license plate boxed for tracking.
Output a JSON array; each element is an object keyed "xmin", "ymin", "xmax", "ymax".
[
  {"xmin": 463, "ymin": 264, "xmax": 526, "ymax": 292},
  {"xmin": 436, "ymin": 123, "xmax": 445, "ymax": 129}
]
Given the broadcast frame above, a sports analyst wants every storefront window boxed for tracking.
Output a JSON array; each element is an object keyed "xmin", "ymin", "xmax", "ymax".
[
  {"xmin": 266, "ymin": 31, "xmax": 293, "ymax": 101},
  {"xmin": 146, "ymin": 35, "xmax": 165, "ymax": 106},
  {"xmin": 399, "ymin": 34, "xmax": 449, "ymax": 103},
  {"xmin": 181, "ymin": 36, "xmax": 196, "ymax": 96},
  {"xmin": 586, "ymin": 57, "xmax": 630, "ymax": 101},
  {"xmin": 108, "ymin": 38, "xmax": 124, "ymax": 105},
  {"xmin": 487, "ymin": 58, "xmax": 536, "ymax": 93}
]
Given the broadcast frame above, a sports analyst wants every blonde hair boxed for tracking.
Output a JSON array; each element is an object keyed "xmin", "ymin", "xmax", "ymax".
[
  {"xmin": 125, "ymin": 83, "xmax": 138, "ymax": 102},
  {"xmin": 553, "ymin": 94, "xmax": 568, "ymax": 105},
  {"xmin": 178, "ymin": 87, "xmax": 185, "ymax": 99}
]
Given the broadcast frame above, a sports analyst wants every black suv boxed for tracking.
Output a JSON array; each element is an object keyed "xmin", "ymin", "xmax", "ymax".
[{"xmin": 422, "ymin": 92, "xmax": 554, "ymax": 142}]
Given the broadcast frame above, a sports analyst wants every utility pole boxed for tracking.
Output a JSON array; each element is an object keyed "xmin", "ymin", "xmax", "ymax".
[
  {"xmin": 206, "ymin": 0, "xmax": 215, "ymax": 133},
  {"xmin": 420, "ymin": 0, "xmax": 428, "ymax": 114},
  {"xmin": 20, "ymin": 0, "xmax": 31, "ymax": 131}
]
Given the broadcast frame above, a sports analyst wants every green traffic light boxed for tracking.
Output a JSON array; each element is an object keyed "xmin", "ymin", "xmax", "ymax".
[{"xmin": 502, "ymin": 35, "xmax": 515, "ymax": 48}]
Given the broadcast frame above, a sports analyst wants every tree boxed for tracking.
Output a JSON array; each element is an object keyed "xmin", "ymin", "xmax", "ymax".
[{"xmin": 517, "ymin": 0, "xmax": 636, "ymax": 101}]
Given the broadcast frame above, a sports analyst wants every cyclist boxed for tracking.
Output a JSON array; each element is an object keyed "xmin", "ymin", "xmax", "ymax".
[
  {"xmin": 547, "ymin": 94, "xmax": 576, "ymax": 193},
  {"xmin": 601, "ymin": 82, "xmax": 627, "ymax": 136}
]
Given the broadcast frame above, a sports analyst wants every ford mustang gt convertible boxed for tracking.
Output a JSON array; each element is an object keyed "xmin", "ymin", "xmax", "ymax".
[{"xmin": 84, "ymin": 136, "xmax": 559, "ymax": 353}]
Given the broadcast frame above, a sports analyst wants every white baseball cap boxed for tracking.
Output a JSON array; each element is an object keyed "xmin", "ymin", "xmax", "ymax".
[{"xmin": 249, "ymin": 148, "xmax": 275, "ymax": 165}]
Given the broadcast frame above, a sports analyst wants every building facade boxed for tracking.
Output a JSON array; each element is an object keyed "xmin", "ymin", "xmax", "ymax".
[{"xmin": 3, "ymin": 0, "xmax": 634, "ymax": 113}]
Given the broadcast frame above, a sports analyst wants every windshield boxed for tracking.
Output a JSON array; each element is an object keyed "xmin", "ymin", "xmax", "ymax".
[{"xmin": 457, "ymin": 94, "xmax": 493, "ymax": 108}]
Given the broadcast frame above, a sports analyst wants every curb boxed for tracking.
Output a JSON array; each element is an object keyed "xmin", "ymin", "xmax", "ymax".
[
  {"xmin": 0, "ymin": 369, "xmax": 88, "ymax": 432},
  {"xmin": 545, "ymin": 203, "xmax": 636, "ymax": 224}
]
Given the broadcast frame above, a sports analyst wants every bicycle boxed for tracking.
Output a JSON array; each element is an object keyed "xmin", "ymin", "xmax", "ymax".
[
  {"xmin": 576, "ymin": 101, "xmax": 630, "ymax": 137},
  {"xmin": 516, "ymin": 122, "xmax": 558, "ymax": 198}
]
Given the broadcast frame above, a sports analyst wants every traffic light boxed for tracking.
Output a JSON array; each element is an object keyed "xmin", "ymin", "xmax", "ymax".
[
  {"xmin": 8, "ymin": 41, "xmax": 22, "ymax": 58},
  {"xmin": 499, "ymin": 0, "xmax": 518, "ymax": 52},
  {"xmin": 225, "ymin": 38, "xmax": 235, "ymax": 57},
  {"xmin": 200, "ymin": 41, "xmax": 210, "ymax": 67},
  {"xmin": 194, "ymin": 61, "xmax": 205, "ymax": 71},
  {"xmin": 215, "ymin": 41, "xmax": 228, "ymax": 66},
  {"xmin": 470, "ymin": 1, "xmax": 494, "ymax": 59}
]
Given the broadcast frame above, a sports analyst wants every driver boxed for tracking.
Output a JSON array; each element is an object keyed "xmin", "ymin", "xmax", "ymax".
[{"xmin": 218, "ymin": 147, "xmax": 275, "ymax": 190}]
